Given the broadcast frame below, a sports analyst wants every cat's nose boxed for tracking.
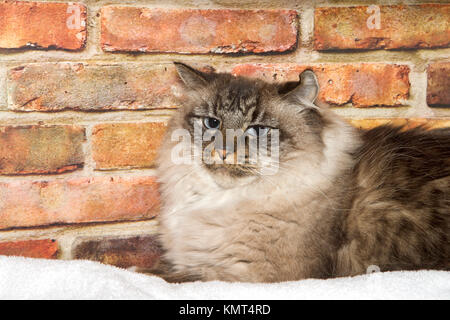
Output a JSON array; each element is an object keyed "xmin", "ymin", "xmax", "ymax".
[{"xmin": 217, "ymin": 149, "xmax": 228, "ymax": 160}]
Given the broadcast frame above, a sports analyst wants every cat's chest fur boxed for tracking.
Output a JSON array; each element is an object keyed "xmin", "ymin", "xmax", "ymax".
[{"xmin": 158, "ymin": 164, "xmax": 338, "ymax": 282}]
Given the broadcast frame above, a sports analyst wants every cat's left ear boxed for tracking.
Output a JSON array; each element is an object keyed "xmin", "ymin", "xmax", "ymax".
[
  {"xmin": 279, "ymin": 70, "xmax": 319, "ymax": 103},
  {"xmin": 174, "ymin": 62, "xmax": 209, "ymax": 90}
]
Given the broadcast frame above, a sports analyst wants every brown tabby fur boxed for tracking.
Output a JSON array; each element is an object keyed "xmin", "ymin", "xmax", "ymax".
[
  {"xmin": 148, "ymin": 63, "xmax": 449, "ymax": 283},
  {"xmin": 337, "ymin": 126, "xmax": 450, "ymax": 275}
]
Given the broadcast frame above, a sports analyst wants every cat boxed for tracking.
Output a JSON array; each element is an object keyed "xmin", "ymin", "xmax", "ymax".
[{"xmin": 152, "ymin": 62, "xmax": 449, "ymax": 283}]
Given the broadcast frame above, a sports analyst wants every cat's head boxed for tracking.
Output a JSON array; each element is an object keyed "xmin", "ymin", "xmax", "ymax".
[{"xmin": 168, "ymin": 62, "xmax": 342, "ymax": 188}]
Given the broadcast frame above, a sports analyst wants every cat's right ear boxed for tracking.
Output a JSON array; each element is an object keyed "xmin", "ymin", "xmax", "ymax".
[
  {"xmin": 174, "ymin": 62, "xmax": 209, "ymax": 90},
  {"xmin": 279, "ymin": 70, "xmax": 319, "ymax": 104}
]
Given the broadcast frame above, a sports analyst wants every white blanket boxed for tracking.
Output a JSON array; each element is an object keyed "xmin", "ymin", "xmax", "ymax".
[{"xmin": 0, "ymin": 256, "xmax": 448, "ymax": 300}]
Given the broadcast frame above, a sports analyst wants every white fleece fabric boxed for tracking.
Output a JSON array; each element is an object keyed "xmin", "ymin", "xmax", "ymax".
[{"xmin": 0, "ymin": 256, "xmax": 448, "ymax": 300}]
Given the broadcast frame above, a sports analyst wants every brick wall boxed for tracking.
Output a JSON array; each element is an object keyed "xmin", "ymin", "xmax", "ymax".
[{"xmin": 0, "ymin": 0, "xmax": 449, "ymax": 270}]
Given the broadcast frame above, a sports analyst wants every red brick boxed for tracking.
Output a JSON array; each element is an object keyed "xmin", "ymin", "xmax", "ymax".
[
  {"xmin": 101, "ymin": 7, "xmax": 298, "ymax": 54},
  {"xmin": 72, "ymin": 235, "xmax": 161, "ymax": 269},
  {"xmin": 348, "ymin": 118, "xmax": 450, "ymax": 130},
  {"xmin": 0, "ymin": 125, "xmax": 85, "ymax": 175},
  {"xmin": 7, "ymin": 63, "xmax": 180, "ymax": 111},
  {"xmin": 0, "ymin": 239, "xmax": 58, "ymax": 259},
  {"xmin": 92, "ymin": 123, "xmax": 167, "ymax": 170},
  {"xmin": 0, "ymin": 177, "xmax": 159, "ymax": 229},
  {"xmin": 232, "ymin": 63, "xmax": 410, "ymax": 107},
  {"xmin": 427, "ymin": 62, "xmax": 450, "ymax": 107},
  {"xmin": 0, "ymin": 1, "xmax": 86, "ymax": 50},
  {"xmin": 314, "ymin": 4, "xmax": 450, "ymax": 50}
]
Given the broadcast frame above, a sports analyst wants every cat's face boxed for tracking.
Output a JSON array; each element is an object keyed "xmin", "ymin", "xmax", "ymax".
[{"xmin": 172, "ymin": 63, "xmax": 326, "ymax": 187}]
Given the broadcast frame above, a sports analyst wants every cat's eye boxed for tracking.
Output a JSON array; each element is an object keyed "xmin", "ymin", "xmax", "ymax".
[
  {"xmin": 204, "ymin": 117, "xmax": 221, "ymax": 129},
  {"xmin": 247, "ymin": 126, "xmax": 270, "ymax": 137}
]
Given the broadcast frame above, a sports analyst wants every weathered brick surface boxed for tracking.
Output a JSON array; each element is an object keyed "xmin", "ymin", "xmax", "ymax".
[
  {"xmin": 348, "ymin": 118, "xmax": 450, "ymax": 130},
  {"xmin": 0, "ymin": 239, "xmax": 58, "ymax": 259},
  {"xmin": 92, "ymin": 123, "xmax": 167, "ymax": 170},
  {"xmin": 0, "ymin": 177, "xmax": 159, "ymax": 229},
  {"xmin": 101, "ymin": 7, "xmax": 298, "ymax": 54},
  {"xmin": 314, "ymin": 4, "xmax": 450, "ymax": 50},
  {"xmin": 7, "ymin": 63, "xmax": 180, "ymax": 111},
  {"xmin": 72, "ymin": 236, "xmax": 161, "ymax": 269},
  {"xmin": 232, "ymin": 63, "xmax": 410, "ymax": 107},
  {"xmin": 427, "ymin": 62, "xmax": 450, "ymax": 107},
  {"xmin": 0, "ymin": 1, "xmax": 86, "ymax": 50},
  {"xmin": 0, "ymin": 125, "xmax": 85, "ymax": 175}
]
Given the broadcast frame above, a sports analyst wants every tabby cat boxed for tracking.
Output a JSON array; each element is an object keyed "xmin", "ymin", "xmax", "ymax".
[{"xmin": 153, "ymin": 62, "xmax": 449, "ymax": 282}]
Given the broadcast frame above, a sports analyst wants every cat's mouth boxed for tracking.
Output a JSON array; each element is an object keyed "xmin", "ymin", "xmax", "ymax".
[{"xmin": 203, "ymin": 163, "xmax": 258, "ymax": 177}]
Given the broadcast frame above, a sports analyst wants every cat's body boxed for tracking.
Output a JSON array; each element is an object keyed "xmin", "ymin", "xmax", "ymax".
[
  {"xmin": 155, "ymin": 63, "xmax": 449, "ymax": 282},
  {"xmin": 337, "ymin": 126, "xmax": 450, "ymax": 276}
]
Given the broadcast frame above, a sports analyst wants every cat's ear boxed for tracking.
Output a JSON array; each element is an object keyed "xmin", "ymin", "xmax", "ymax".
[
  {"xmin": 174, "ymin": 62, "xmax": 209, "ymax": 89},
  {"xmin": 280, "ymin": 70, "xmax": 319, "ymax": 103}
]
